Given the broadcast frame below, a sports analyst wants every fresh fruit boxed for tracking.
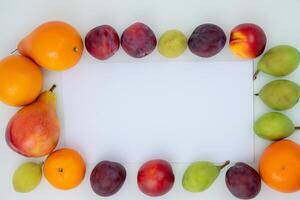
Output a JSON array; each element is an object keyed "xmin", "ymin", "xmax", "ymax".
[
  {"xmin": 121, "ymin": 22, "xmax": 157, "ymax": 58},
  {"xmin": 137, "ymin": 159, "xmax": 175, "ymax": 196},
  {"xmin": 257, "ymin": 79, "xmax": 300, "ymax": 110},
  {"xmin": 182, "ymin": 160, "xmax": 229, "ymax": 192},
  {"xmin": 226, "ymin": 162, "xmax": 261, "ymax": 199},
  {"xmin": 229, "ymin": 23, "xmax": 266, "ymax": 59},
  {"xmin": 0, "ymin": 55, "xmax": 43, "ymax": 106},
  {"xmin": 85, "ymin": 25, "xmax": 120, "ymax": 60},
  {"xmin": 259, "ymin": 140, "xmax": 300, "ymax": 193},
  {"xmin": 188, "ymin": 23, "xmax": 226, "ymax": 57},
  {"xmin": 254, "ymin": 45, "xmax": 300, "ymax": 79},
  {"xmin": 158, "ymin": 30, "xmax": 187, "ymax": 58},
  {"xmin": 254, "ymin": 112, "xmax": 295, "ymax": 141},
  {"xmin": 44, "ymin": 148, "xmax": 86, "ymax": 190},
  {"xmin": 18, "ymin": 21, "xmax": 83, "ymax": 71},
  {"xmin": 6, "ymin": 85, "xmax": 60, "ymax": 157},
  {"xmin": 13, "ymin": 162, "xmax": 42, "ymax": 193},
  {"xmin": 90, "ymin": 161, "xmax": 126, "ymax": 196}
]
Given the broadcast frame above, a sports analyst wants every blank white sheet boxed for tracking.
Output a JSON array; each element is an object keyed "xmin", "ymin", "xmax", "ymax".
[{"xmin": 62, "ymin": 61, "xmax": 254, "ymax": 164}]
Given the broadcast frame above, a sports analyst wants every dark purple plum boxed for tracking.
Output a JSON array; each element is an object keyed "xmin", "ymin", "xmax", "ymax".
[
  {"xmin": 188, "ymin": 23, "xmax": 226, "ymax": 57},
  {"xmin": 85, "ymin": 25, "xmax": 120, "ymax": 60},
  {"xmin": 121, "ymin": 22, "xmax": 157, "ymax": 58},
  {"xmin": 225, "ymin": 162, "xmax": 261, "ymax": 199},
  {"xmin": 90, "ymin": 161, "xmax": 126, "ymax": 196}
]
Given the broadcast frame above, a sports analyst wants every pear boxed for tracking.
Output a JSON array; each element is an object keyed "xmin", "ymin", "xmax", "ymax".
[
  {"xmin": 6, "ymin": 85, "xmax": 60, "ymax": 157},
  {"xmin": 182, "ymin": 160, "xmax": 230, "ymax": 192},
  {"xmin": 17, "ymin": 21, "xmax": 83, "ymax": 71},
  {"xmin": 254, "ymin": 45, "xmax": 300, "ymax": 79},
  {"xmin": 254, "ymin": 112, "xmax": 295, "ymax": 141},
  {"xmin": 13, "ymin": 161, "xmax": 43, "ymax": 192},
  {"xmin": 257, "ymin": 80, "xmax": 300, "ymax": 110},
  {"xmin": 158, "ymin": 30, "xmax": 187, "ymax": 58}
]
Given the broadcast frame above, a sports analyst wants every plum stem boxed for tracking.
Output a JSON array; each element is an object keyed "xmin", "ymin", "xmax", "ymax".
[
  {"xmin": 295, "ymin": 126, "xmax": 300, "ymax": 130},
  {"xmin": 10, "ymin": 48, "xmax": 17, "ymax": 54},
  {"xmin": 217, "ymin": 160, "xmax": 230, "ymax": 171},
  {"xmin": 253, "ymin": 69, "xmax": 260, "ymax": 80},
  {"xmin": 49, "ymin": 84, "xmax": 56, "ymax": 92}
]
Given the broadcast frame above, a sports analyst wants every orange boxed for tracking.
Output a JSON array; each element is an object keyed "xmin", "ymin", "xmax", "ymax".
[
  {"xmin": 0, "ymin": 55, "xmax": 43, "ymax": 106},
  {"xmin": 18, "ymin": 21, "xmax": 83, "ymax": 71},
  {"xmin": 44, "ymin": 148, "xmax": 86, "ymax": 190},
  {"xmin": 259, "ymin": 139, "xmax": 300, "ymax": 193}
]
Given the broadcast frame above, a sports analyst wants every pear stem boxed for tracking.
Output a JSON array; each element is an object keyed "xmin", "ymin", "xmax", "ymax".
[
  {"xmin": 295, "ymin": 126, "xmax": 300, "ymax": 130},
  {"xmin": 39, "ymin": 162, "xmax": 44, "ymax": 168},
  {"xmin": 253, "ymin": 69, "xmax": 260, "ymax": 80},
  {"xmin": 10, "ymin": 48, "xmax": 17, "ymax": 54},
  {"xmin": 217, "ymin": 160, "xmax": 230, "ymax": 171},
  {"xmin": 254, "ymin": 93, "xmax": 259, "ymax": 96},
  {"xmin": 49, "ymin": 84, "xmax": 56, "ymax": 92}
]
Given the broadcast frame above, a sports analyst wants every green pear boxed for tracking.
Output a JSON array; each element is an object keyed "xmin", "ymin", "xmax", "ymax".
[
  {"xmin": 182, "ymin": 160, "xmax": 229, "ymax": 192},
  {"xmin": 13, "ymin": 162, "xmax": 43, "ymax": 193},
  {"xmin": 158, "ymin": 30, "xmax": 187, "ymax": 58},
  {"xmin": 254, "ymin": 112, "xmax": 295, "ymax": 141},
  {"xmin": 258, "ymin": 80, "xmax": 300, "ymax": 110},
  {"xmin": 254, "ymin": 45, "xmax": 300, "ymax": 79}
]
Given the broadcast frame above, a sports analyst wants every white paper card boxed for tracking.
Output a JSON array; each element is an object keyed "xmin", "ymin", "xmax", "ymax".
[{"xmin": 62, "ymin": 61, "xmax": 254, "ymax": 164}]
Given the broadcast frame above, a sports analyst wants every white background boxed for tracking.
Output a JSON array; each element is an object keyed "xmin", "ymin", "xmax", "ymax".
[
  {"xmin": 0, "ymin": 0, "xmax": 300, "ymax": 199},
  {"xmin": 62, "ymin": 61, "xmax": 253, "ymax": 164}
]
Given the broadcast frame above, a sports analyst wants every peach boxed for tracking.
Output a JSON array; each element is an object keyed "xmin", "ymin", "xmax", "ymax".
[{"xmin": 229, "ymin": 23, "xmax": 267, "ymax": 59}]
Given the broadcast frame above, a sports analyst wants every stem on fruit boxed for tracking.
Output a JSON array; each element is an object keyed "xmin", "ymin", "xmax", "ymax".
[
  {"xmin": 253, "ymin": 69, "xmax": 260, "ymax": 80},
  {"xmin": 73, "ymin": 47, "xmax": 79, "ymax": 52},
  {"xmin": 295, "ymin": 126, "xmax": 300, "ymax": 130},
  {"xmin": 39, "ymin": 162, "xmax": 44, "ymax": 168},
  {"xmin": 217, "ymin": 160, "xmax": 230, "ymax": 171},
  {"xmin": 10, "ymin": 48, "xmax": 17, "ymax": 54},
  {"xmin": 254, "ymin": 93, "xmax": 259, "ymax": 96},
  {"xmin": 49, "ymin": 84, "xmax": 56, "ymax": 92}
]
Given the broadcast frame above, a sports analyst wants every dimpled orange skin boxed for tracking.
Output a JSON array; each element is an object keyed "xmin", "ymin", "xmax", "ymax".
[
  {"xmin": 259, "ymin": 140, "xmax": 300, "ymax": 193},
  {"xmin": 0, "ymin": 55, "xmax": 43, "ymax": 106},
  {"xmin": 18, "ymin": 21, "xmax": 83, "ymax": 71},
  {"xmin": 44, "ymin": 148, "xmax": 86, "ymax": 190}
]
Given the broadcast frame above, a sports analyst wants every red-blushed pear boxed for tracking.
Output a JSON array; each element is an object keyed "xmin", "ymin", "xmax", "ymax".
[{"xmin": 6, "ymin": 85, "xmax": 60, "ymax": 157}]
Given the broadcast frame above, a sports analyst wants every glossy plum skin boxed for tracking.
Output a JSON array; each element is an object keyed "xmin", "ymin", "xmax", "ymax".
[
  {"xmin": 188, "ymin": 24, "xmax": 226, "ymax": 57},
  {"xmin": 137, "ymin": 159, "xmax": 175, "ymax": 196},
  {"xmin": 85, "ymin": 25, "xmax": 120, "ymax": 60},
  {"xmin": 226, "ymin": 162, "xmax": 261, "ymax": 199},
  {"xmin": 90, "ymin": 161, "xmax": 126, "ymax": 197},
  {"xmin": 121, "ymin": 22, "xmax": 157, "ymax": 58}
]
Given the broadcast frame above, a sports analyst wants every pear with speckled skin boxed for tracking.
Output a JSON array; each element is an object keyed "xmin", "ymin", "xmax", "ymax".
[
  {"xmin": 158, "ymin": 30, "xmax": 187, "ymax": 58},
  {"xmin": 255, "ymin": 45, "xmax": 300, "ymax": 79},
  {"xmin": 182, "ymin": 160, "xmax": 230, "ymax": 192},
  {"xmin": 254, "ymin": 112, "xmax": 295, "ymax": 141},
  {"xmin": 13, "ymin": 162, "xmax": 43, "ymax": 192},
  {"xmin": 258, "ymin": 80, "xmax": 300, "ymax": 110}
]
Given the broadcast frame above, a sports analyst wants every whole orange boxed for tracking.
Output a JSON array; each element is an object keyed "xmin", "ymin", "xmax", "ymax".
[
  {"xmin": 259, "ymin": 139, "xmax": 300, "ymax": 193},
  {"xmin": 0, "ymin": 55, "xmax": 43, "ymax": 106},
  {"xmin": 44, "ymin": 148, "xmax": 86, "ymax": 190},
  {"xmin": 18, "ymin": 21, "xmax": 83, "ymax": 71}
]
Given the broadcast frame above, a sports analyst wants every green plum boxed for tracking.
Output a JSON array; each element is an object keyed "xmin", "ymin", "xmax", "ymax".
[
  {"xmin": 258, "ymin": 79, "xmax": 300, "ymax": 110},
  {"xmin": 254, "ymin": 112, "xmax": 295, "ymax": 141},
  {"xmin": 254, "ymin": 45, "xmax": 300, "ymax": 79},
  {"xmin": 182, "ymin": 160, "xmax": 229, "ymax": 192},
  {"xmin": 158, "ymin": 30, "xmax": 187, "ymax": 58},
  {"xmin": 13, "ymin": 162, "xmax": 42, "ymax": 193}
]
